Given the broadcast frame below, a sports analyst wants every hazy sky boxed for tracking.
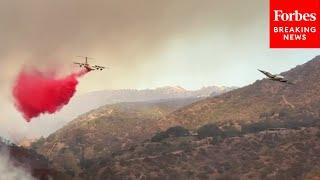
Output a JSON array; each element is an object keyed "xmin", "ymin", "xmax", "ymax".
[{"xmin": 0, "ymin": 0, "xmax": 319, "ymax": 141}]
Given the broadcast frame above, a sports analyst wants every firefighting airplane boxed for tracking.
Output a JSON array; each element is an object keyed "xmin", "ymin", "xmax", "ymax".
[
  {"xmin": 258, "ymin": 69, "xmax": 294, "ymax": 84},
  {"xmin": 74, "ymin": 56, "xmax": 108, "ymax": 71}
]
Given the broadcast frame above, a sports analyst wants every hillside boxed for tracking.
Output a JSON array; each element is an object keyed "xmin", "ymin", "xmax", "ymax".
[
  {"xmin": 84, "ymin": 125, "xmax": 320, "ymax": 180},
  {"xmin": 157, "ymin": 56, "xmax": 320, "ymax": 130},
  {"xmin": 32, "ymin": 98, "xmax": 200, "ymax": 177}
]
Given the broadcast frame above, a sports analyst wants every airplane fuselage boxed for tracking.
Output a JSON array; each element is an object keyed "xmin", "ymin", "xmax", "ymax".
[
  {"xmin": 258, "ymin": 69, "xmax": 293, "ymax": 84},
  {"xmin": 272, "ymin": 75, "xmax": 284, "ymax": 80},
  {"xmin": 74, "ymin": 56, "xmax": 107, "ymax": 71},
  {"xmin": 84, "ymin": 64, "xmax": 94, "ymax": 71}
]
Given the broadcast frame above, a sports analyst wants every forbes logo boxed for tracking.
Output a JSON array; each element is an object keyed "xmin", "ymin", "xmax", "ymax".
[{"xmin": 273, "ymin": 10, "xmax": 317, "ymax": 22}]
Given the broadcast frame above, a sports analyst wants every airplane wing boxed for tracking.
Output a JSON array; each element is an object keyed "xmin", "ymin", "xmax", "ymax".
[
  {"xmin": 92, "ymin": 65, "xmax": 108, "ymax": 70},
  {"xmin": 74, "ymin": 62, "xmax": 85, "ymax": 65},
  {"xmin": 74, "ymin": 62, "xmax": 86, "ymax": 67},
  {"xmin": 258, "ymin": 69, "xmax": 275, "ymax": 78}
]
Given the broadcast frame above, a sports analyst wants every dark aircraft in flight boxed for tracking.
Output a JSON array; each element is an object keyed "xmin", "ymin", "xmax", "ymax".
[
  {"xmin": 258, "ymin": 69, "xmax": 294, "ymax": 84},
  {"xmin": 74, "ymin": 56, "xmax": 108, "ymax": 71}
]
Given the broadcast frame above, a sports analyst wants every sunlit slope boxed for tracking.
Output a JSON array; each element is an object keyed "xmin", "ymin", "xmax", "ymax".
[{"xmin": 32, "ymin": 98, "xmax": 199, "ymax": 177}]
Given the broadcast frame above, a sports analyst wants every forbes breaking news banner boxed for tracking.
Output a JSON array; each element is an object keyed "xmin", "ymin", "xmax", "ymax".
[{"xmin": 270, "ymin": 0, "xmax": 320, "ymax": 48}]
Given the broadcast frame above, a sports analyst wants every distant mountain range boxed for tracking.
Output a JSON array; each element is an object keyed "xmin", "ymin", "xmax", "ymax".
[
  {"xmin": 62, "ymin": 85, "xmax": 235, "ymax": 119},
  {"xmin": 28, "ymin": 85, "xmax": 234, "ymax": 138}
]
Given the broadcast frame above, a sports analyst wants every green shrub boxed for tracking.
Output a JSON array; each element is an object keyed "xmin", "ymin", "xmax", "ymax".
[
  {"xmin": 151, "ymin": 126, "xmax": 190, "ymax": 142},
  {"xmin": 165, "ymin": 126, "xmax": 190, "ymax": 137},
  {"xmin": 197, "ymin": 124, "xmax": 223, "ymax": 139},
  {"xmin": 222, "ymin": 126, "xmax": 241, "ymax": 137},
  {"xmin": 151, "ymin": 132, "xmax": 169, "ymax": 142}
]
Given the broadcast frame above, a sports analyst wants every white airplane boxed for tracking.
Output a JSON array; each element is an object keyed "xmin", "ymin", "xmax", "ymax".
[
  {"xmin": 258, "ymin": 69, "xmax": 294, "ymax": 84},
  {"xmin": 74, "ymin": 56, "xmax": 108, "ymax": 71}
]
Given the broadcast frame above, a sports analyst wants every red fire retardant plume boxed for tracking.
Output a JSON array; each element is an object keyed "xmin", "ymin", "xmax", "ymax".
[{"xmin": 12, "ymin": 68, "xmax": 89, "ymax": 122}]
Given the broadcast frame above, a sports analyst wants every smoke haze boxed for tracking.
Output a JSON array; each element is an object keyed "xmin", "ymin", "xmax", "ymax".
[{"xmin": 0, "ymin": 148, "xmax": 35, "ymax": 180}]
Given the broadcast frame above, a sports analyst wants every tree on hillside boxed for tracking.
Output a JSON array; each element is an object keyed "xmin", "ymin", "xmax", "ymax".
[
  {"xmin": 151, "ymin": 126, "xmax": 190, "ymax": 142},
  {"xmin": 197, "ymin": 124, "xmax": 223, "ymax": 139},
  {"xmin": 166, "ymin": 126, "xmax": 190, "ymax": 137}
]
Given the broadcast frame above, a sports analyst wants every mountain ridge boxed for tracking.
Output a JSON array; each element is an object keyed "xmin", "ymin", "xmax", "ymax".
[
  {"xmin": 26, "ymin": 85, "xmax": 235, "ymax": 140},
  {"xmin": 156, "ymin": 56, "xmax": 320, "ymax": 130}
]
